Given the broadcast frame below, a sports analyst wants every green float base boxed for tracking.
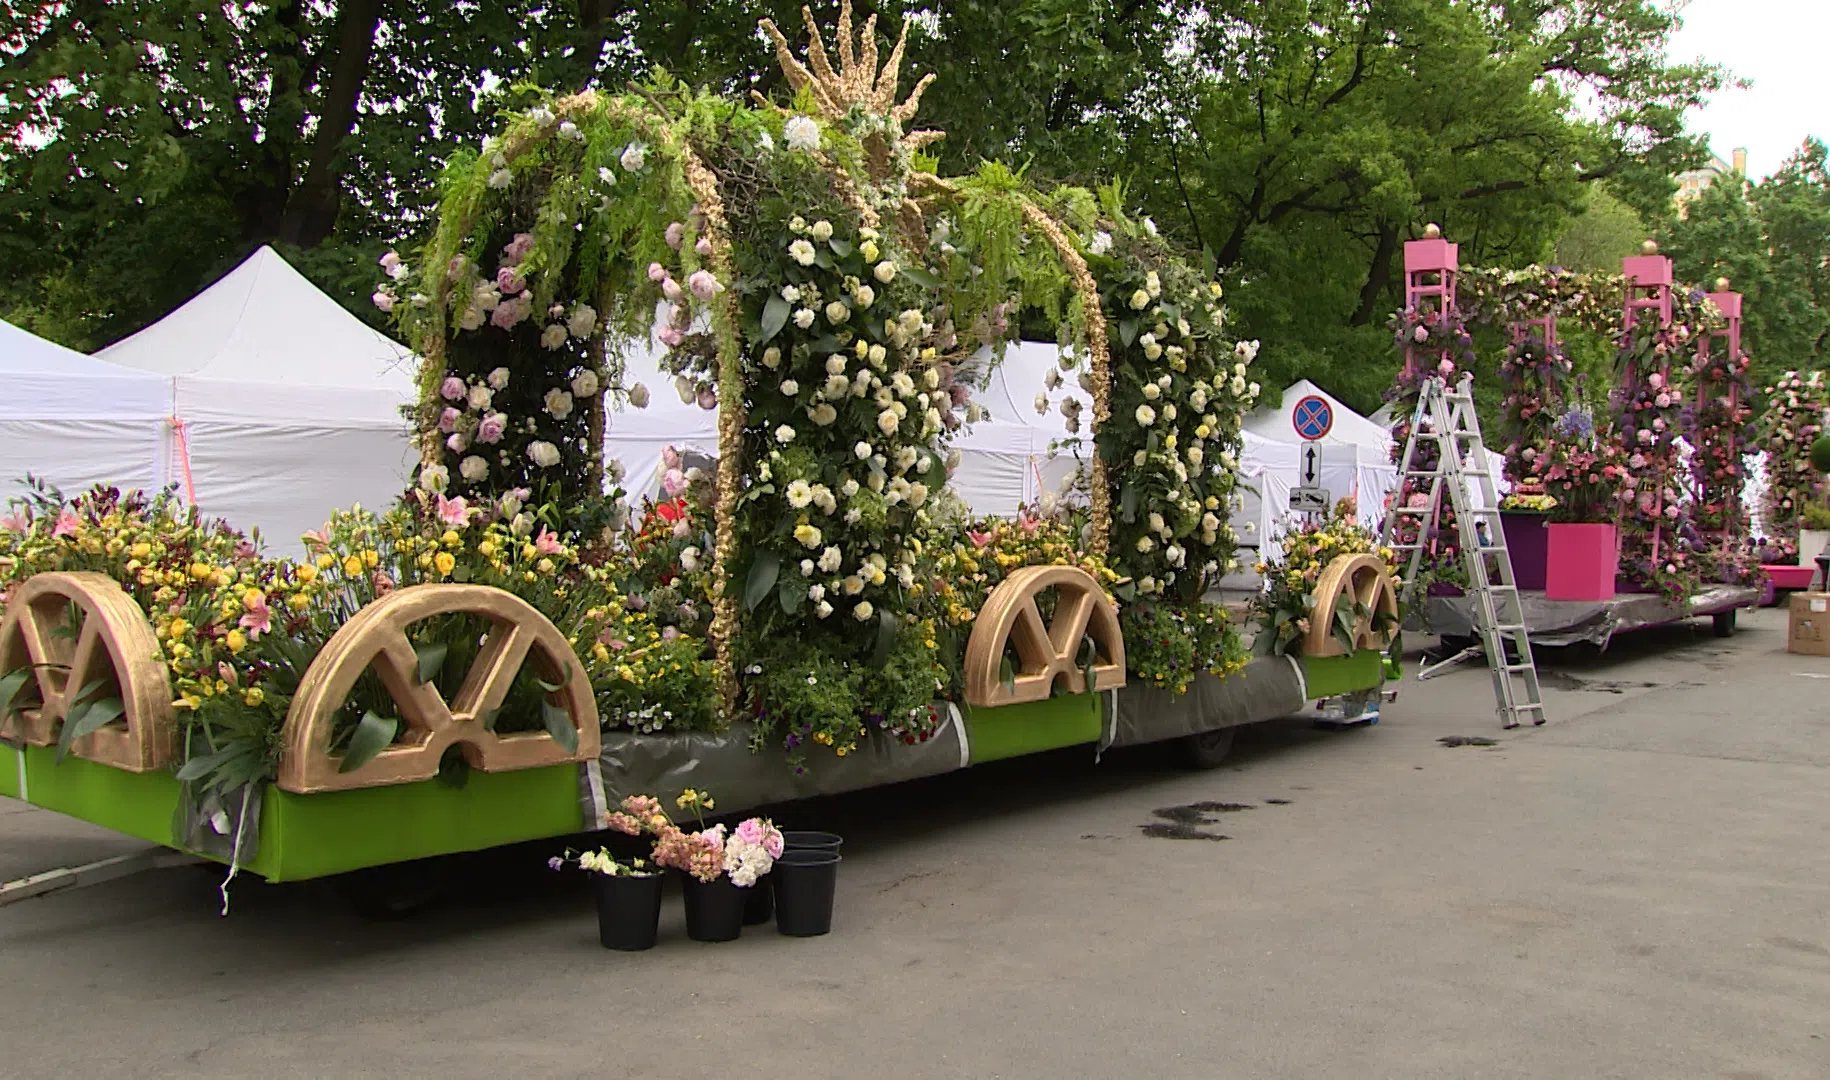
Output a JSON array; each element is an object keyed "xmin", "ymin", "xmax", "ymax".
[
  {"xmin": 963, "ymin": 693, "xmax": 1104, "ymax": 764},
  {"xmin": 1299, "ymin": 649, "xmax": 1386, "ymax": 701},
  {"xmin": 1, "ymin": 744, "xmax": 585, "ymax": 883}
]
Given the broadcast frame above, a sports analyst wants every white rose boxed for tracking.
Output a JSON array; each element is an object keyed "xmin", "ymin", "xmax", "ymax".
[
  {"xmin": 811, "ymin": 219, "xmax": 834, "ymax": 242},
  {"xmin": 800, "ymin": 559, "xmax": 815, "ymax": 576},
  {"xmin": 824, "ymin": 374, "xmax": 850, "ymax": 397},
  {"xmin": 810, "ymin": 403, "xmax": 837, "ymax": 426},
  {"xmin": 853, "ymin": 600, "xmax": 875, "ymax": 621},
  {"xmin": 874, "ymin": 261, "xmax": 897, "ymax": 283},
  {"xmin": 815, "ymin": 600, "xmax": 834, "ymax": 619},
  {"xmin": 571, "ymin": 369, "xmax": 600, "ymax": 398},
  {"xmin": 567, "ymin": 305, "xmax": 598, "ymax": 339},
  {"xmin": 468, "ymin": 384, "xmax": 493, "ymax": 411},
  {"xmin": 841, "ymin": 478, "xmax": 860, "ymax": 497},
  {"xmin": 781, "ymin": 285, "xmax": 802, "ymax": 304},
  {"xmin": 527, "ymin": 441, "xmax": 562, "ymax": 468},
  {"xmin": 855, "ymin": 441, "xmax": 873, "ymax": 459},
  {"xmin": 854, "ymin": 284, "xmax": 875, "ymax": 308},
  {"xmin": 808, "ymin": 584, "xmax": 825, "ymax": 602},
  {"xmin": 1142, "ymin": 383, "xmax": 1161, "ymax": 401},
  {"xmin": 1135, "ymin": 404, "xmax": 1157, "ymax": 427},
  {"xmin": 819, "ymin": 546, "xmax": 843, "ymax": 573},
  {"xmin": 877, "ymin": 409, "xmax": 900, "ymax": 435},
  {"xmin": 1136, "ymin": 536, "xmax": 1154, "ymax": 553},
  {"xmin": 487, "ymin": 169, "xmax": 512, "ymax": 189},
  {"xmin": 544, "ymin": 388, "xmax": 574, "ymax": 418},
  {"xmin": 1035, "ymin": 392, "xmax": 1050, "ymax": 415},
  {"xmin": 824, "ymin": 300, "xmax": 850, "ymax": 324},
  {"xmin": 679, "ymin": 546, "xmax": 701, "ymax": 572},
  {"xmin": 784, "ymin": 115, "xmax": 820, "ymax": 152},
  {"xmin": 487, "ymin": 367, "xmax": 510, "ymax": 390},
  {"xmin": 1090, "ymin": 230, "xmax": 1113, "ymax": 255},
  {"xmin": 780, "ymin": 379, "xmax": 800, "ymax": 396},
  {"xmin": 867, "ymin": 344, "xmax": 887, "ymax": 367},
  {"xmin": 459, "ymin": 455, "xmax": 488, "ymax": 482},
  {"xmin": 826, "ymin": 354, "xmax": 847, "ymax": 375},
  {"xmin": 763, "ymin": 346, "xmax": 783, "ymax": 368},
  {"xmin": 775, "ymin": 424, "xmax": 796, "ymax": 444},
  {"xmin": 1130, "ymin": 289, "xmax": 1150, "ymax": 310}
]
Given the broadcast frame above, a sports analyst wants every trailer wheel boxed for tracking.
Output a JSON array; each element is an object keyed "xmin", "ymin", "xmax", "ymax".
[
  {"xmin": 1712, "ymin": 609, "xmax": 1737, "ymax": 638},
  {"xmin": 332, "ymin": 857, "xmax": 451, "ymax": 919},
  {"xmin": 1181, "ymin": 726, "xmax": 1238, "ymax": 769}
]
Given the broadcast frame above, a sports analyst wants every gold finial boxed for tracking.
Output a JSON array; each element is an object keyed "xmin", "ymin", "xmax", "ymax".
[
  {"xmin": 1641, "ymin": 240, "xmax": 1660, "ymax": 256},
  {"xmin": 1715, "ymin": 276, "xmax": 1731, "ymax": 292},
  {"xmin": 1423, "ymin": 223, "xmax": 1442, "ymax": 239}
]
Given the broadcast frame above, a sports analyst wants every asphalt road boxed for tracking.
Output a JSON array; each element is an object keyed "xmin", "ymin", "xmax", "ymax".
[{"xmin": 3, "ymin": 607, "xmax": 1828, "ymax": 1079}]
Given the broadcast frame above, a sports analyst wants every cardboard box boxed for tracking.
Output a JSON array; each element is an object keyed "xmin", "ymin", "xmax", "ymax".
[{"xmin": 1788, "ymin": 592, "xmax": 1830, "ymax": 656}]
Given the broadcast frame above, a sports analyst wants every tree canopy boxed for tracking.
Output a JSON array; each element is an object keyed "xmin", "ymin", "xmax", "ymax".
[{"xmin": 2, "ymin": 0, "xmax": 1728, "ymax": 407}]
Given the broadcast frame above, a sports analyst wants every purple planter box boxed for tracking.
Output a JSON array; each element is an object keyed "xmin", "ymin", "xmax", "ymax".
[{"xmin": 1500, "ymin": 512, "xmax": 1549, "ymax": 592}]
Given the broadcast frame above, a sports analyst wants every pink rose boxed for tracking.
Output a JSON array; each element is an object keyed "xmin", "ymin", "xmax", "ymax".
[
  {"xmin": 696, "ymin": 388, "xmax": 718, "ymax": 410},
  {"xmin": 501, "ymin": 232, "xmax": 535, "ymax": 265},
  {"xmin": 476, "ymin": 413, "xmax": 506, "ymax": 444},
  {"xmin": 441, "ymin": 377, "xmax": 466, "ymax": 401},
  {"xmin": 496, "ymin": 266, "xmax": 526, "ymax": 294},
  {"xmin": 657, "ymin": 325, "xmax": 685, "ymax": 348},
  {"xmin": 664, "ymin": 222, "xmax": 685, "ymax": 250},
  {"xmin": 695, "ymin": 236, "xmax": 713, "ymax": 257},
  {"xmin": 661, "ymin": 445, "xmax": 682, "ymax": 470},
  {"xmin": 661, "ymin": 276, "xmax": 684, "ymax": 303},
  {"xmin": 688, "ymin": 270, "xmax": 723, "ymax": 301},
  {"xmin": 647, "ymin": 262, "xmax": 667, "ymax": 283},
  {"xmin": 438, "ymin": 407, "xmax": 460, "ymax": 433}
]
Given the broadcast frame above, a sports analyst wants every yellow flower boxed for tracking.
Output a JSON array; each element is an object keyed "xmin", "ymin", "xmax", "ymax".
[
  {"xmin": 441, "ymin": 530, "xmax": 460, "ymax": 548},
  {"xmin": 242, "ymin": 687, "xmax": 265, "ymax": 707},
  {"xmin": 188, "ymin": 562, "xmax": 212, "ymax": 580},
  {"xmin": 478, "ymin": 540, "xmax": 497, "ymax": 558},
  {"xmin": 130, "ymin": 542, "xmax": 152, "ymax": 559},
  {"xmin": 537, "ymin": 557, "xmax": 555, "ymax": 574},
  {"xmin": 522, "ymin": 543, "xmax": 538, "ymax": 560},
  {"xmin": 295, "ymin": 563, "xmax": 318, "ymax": 584},
  {"xmin": 363, "ymin": 549, "xmax": 380, "ymax": 568},
  {"xmin": 342, "ymin": 555, "xmax": 364, "ymax": 576},
  {"xmin": 287, "ymin": 592, "xmax": 311, "ymax": 612},
  {"xmin": 166, "ymin": 618, "xmax": 190, "ymax": 640},
  {"xmin": 225, "ymin": 629, "xmax": 247, "ymax": 654},
  {"xmin": 176, "ymin": 694, "xmax": 201, "ymax": 710},
  {"xmin": 316, "ymin": 554, "xmax": 335, "ymax": 570},
  {"xmin": 433, "ymin": 551, "xmax": 457, "ymax": 576}
]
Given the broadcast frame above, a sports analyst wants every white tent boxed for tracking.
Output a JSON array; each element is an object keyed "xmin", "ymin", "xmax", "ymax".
[
  {"xmin": 98, "ymin": 247, "xmax": 419, "ymax": 556},
  {"xmin": 1, "ymin": 319, "xmax": 170, "ymax": 504}
]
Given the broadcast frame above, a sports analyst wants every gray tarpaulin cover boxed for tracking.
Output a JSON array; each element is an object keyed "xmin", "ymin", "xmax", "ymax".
[
  {"xmin": 1425, "ymin": 584, "xmax": 1758, "ymax": 648},
  {"xmin": 1109, "ymin": 655, "xmax": 1309, "ymax": 747},
  {"xmin": 589, "ymin": 712, "xmax": 969, "ymax": 821}
]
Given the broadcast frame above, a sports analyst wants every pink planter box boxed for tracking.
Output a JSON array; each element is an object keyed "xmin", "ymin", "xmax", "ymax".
[{"xmin": 1546, "ymin": 523, "xmax": 1619, "ymax": 602}]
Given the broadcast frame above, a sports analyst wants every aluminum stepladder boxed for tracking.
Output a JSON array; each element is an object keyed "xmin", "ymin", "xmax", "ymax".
[{"xmin": 1382, "ymin": 374, "xmax": 1546, "ymax": 729}]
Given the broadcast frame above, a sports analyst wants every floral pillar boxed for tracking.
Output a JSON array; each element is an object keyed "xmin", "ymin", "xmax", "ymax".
[
  {"xmin": 1691, "ymin": 284, "xmax": 1756, "ymax": 582},
  {"xmin": 1387, "ymin": 228, "xmax": 1467, "ymax": 581},
  {"xmin": 1614, "ymin": 246, "xmax": 1692, "ymax": 596},
  {"xmin": 1500, "ymin": 313, "xmax": 1566, "ymax": 487}
]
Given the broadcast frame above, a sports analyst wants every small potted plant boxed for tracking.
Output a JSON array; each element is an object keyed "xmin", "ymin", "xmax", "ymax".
[
  {"xmin": 551, "ymin": 839, "xmax": 666, "ymax": 952},
  {"xmin": 1497, "ymin": 484, "xmax": 1557, "ymax": 591}
]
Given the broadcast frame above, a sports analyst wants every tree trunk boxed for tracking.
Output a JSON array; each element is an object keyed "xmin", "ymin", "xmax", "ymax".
[
  {"xmin": 1350, "ymin": 222, "xmax": 1400, "ymax": 326},
  {"xmin": 277, "ymin": 0, "xmax": 385, "ymax": 249}
]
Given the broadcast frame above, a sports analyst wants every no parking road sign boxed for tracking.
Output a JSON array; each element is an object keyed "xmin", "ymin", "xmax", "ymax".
[{"xmin": 1292, "ymin": 394, "xmax": 1333, "ymax": 441}]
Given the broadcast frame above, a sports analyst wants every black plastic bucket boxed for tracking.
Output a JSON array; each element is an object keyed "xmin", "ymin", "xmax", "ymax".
[
  {"xmin": 593, "ymin": 872, "xmax": 664, "ymax": 951},
  {"xmin": 742, "ymin": 880, "xmax": 775, "ymax": 925},
  {"xmin": 681, "ymin": 874, "xmax": 746, "ymax": 942},
  {"xmin": 781, "ymin": 830, "xmax": 843, "ymax": 853},
  {"xmin": 772, "ymin": 849, "xmax": 841, "ymax": 937}
]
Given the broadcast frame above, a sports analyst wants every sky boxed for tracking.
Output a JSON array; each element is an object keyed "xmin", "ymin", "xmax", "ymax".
[{"xmin": 1666, "ymin": 0, "xmax": 1829, "ymax": 178}]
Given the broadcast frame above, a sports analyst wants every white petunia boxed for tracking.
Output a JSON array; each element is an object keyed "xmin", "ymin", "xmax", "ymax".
[
  {"xmin": 786, "ymin": 480, "xmax": 814, "ymax": 508},
  {"xmin": 619, "ymin": 142, "xmax": 647, "ymax": 171},
  {"xmin": 1090, "ymin": 230, "xmax": 1113, "ymax": 255},
  {"xmin": 818, "ymin": 546, "xmax": 843, "ymax": 573},
  {"xmin": 1135, "ymin": 404, "xmax": 1157, "ymax": 427},
  {"xmin": 780, "ymin": 379, "xmax": 800, "ymax": 396},
  {"xmin": 789, "ymin": 238, "xmax": 817, "ymax": 266},
  {"xmin": 597, "ymin": 166, "xmax": 616, "ymax": 186},
  {"xmin": 775, "ymin": 424, "xmax": 796, "ymax": 444}
]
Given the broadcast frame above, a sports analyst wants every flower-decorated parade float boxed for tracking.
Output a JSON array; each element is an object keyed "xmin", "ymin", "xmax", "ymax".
[
  {"xmin": 0, "ymin": 4, "xmax": 1397, "ymax": 904},
  {"xmin": 1385, "ymin": 233, "xmax": 1760, "ymax": 651}
]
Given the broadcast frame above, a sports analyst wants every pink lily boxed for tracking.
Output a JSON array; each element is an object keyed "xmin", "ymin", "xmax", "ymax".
[
  {"xmin": 967, "ymin": 529, "xmax": 993, "ymax": 549},
  {"xmin": 239, "ymin": 592, "xmax": 272, "ymax": 640},
  {"xmin": 435, "ymin": 494, "xmax": 471, "ymax": 527},
  {"xmin": 0, "ymin": 511, "xmax": 29, "ymax": 533},
  {"xmin": 51, "ymin": 510, "xmax": 80, "ymax": 538},
  {"xmin": 534, "ymin": 527, "xmax": 565, "ymax": 556}
]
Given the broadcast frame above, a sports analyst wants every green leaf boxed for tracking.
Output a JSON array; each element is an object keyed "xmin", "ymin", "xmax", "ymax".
[
  {"xmin": 827, "ymin": 236, "xmax": 853, "ymax": 257},
  {"xmin": 542, "ymin": 700, "xmax": 579, "ymax": 754},
  {"xmin": 778, "ymin": 576, "xmax": 800, "ymax": 615},
  {"xmin": 744, "ymin": 550, "xmax": 781, "ymax": 612},
  {"xmin": 55, "ymin": 696, "xmax": 123, "ymax": 762},
  {"xmin": 176, "ymin": 743, "xmax": 250, "ymax": 783},
  {"xmin": 0, "ymin": 668, "xmax": 32, "ymax": 717},
  {"xmin": 338, "ymin": 711, "xmax": 398, "ymax": 774},
  {"xmin": 999, "ymin": 655, "xmax": 1016, "ymax": 695},
  {"xmin": 872, "ymin": 611, "xmax": 898, "ymax": 668},
  {"xmin": 760, "ymin": 295, "xmax": 792, "ymax": 343},
  {"xmin": 898, "ymin": 265, "xmax": 938, "ymax": 288},
  {"xmin": 1120, "ymin": 483, "xmax": 1138, "ymax": 523},
  {"xmin": 1119, "ymin": 319, "xmax": 1138, "ymax": 347},
  {"xmin": 1083, "ymin": 659, "xmax": 1097, "ymax": 695},
  {"xmin": 1112, "ymin": 580, "xmax": 1137, "ymax": 602},
  {"xmin": 414, "ymin": 641, "xmax": 449, "ymax": 685}
]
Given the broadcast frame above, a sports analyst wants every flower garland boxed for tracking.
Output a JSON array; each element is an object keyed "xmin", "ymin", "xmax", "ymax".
[
  {"xmin": 1688, "ymin": 335, "xmax": 1759, "ymax": 584},
  {"xmin": 1610, "ymin": 319, "xmax": 1701, "ymax": 600},
  {"xmin": 1384, "ymin": 305, "xmax": 1477, "ymax": 582},
  {"xmin": 1497, "ymin": 331, "xmax": 1572, "ymax": 487}
]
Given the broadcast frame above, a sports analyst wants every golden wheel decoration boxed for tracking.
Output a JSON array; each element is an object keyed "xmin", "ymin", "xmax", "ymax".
[
  {"xmin": 962, "ymin": 565, "xmax": 1126, "ymax": 708},
  {"xmin": 1302, "ymin": 554, "xmax": 1401, "ymax": 659},
  {"xmin": 0, "ymin": 571, "xmax": 176, "ymax": 771},
  {"xmin": 276, "ymin": 584, "xmax": 600, "ymax": 794}
]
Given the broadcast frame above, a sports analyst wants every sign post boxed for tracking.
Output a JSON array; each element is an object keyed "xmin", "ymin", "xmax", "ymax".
[{"xmin": 1289, "ymin": 394, "xmax": 1333, "ymax": 514}]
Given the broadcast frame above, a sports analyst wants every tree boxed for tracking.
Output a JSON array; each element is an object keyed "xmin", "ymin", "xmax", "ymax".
[{"xmin": 1554, "ymin": 186, "xmax": 1648, "ymax": 274}]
